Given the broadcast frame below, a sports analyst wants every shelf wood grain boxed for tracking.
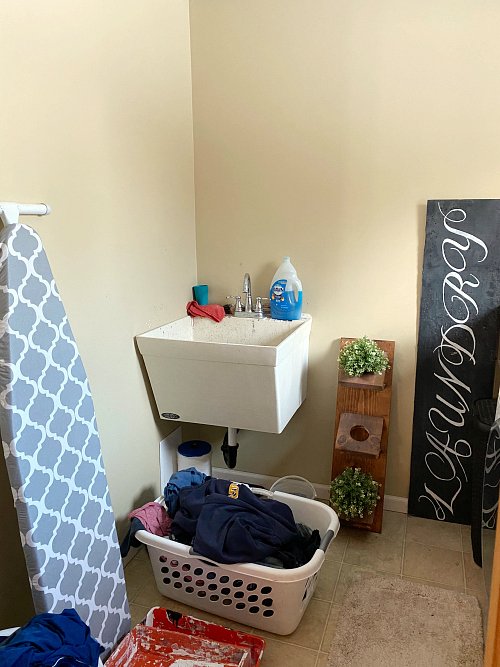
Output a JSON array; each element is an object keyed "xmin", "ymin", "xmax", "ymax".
[{"xmin": 331, "ymin": 338, "xmax": 395, "ymax": 534}]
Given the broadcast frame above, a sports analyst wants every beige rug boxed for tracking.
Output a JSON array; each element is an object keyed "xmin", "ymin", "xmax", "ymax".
[{"xmin": 328, "ymin": 574, "xmax": 484, "ymax": 667}]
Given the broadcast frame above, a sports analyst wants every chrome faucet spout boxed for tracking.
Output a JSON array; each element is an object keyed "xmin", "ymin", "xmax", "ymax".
[
  {"xmin": 243, "ymin": 272, "xmax": 252, "ymax": 313},
  {"xmin": 227, "ymin": 272, "xmax": 267, "ymax": 318}
]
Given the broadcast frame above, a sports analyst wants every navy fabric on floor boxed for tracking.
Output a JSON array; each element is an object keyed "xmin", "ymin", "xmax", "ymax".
[{"xmin": 0, "ymin": 608, "xmax": 101, "ymax": 667}]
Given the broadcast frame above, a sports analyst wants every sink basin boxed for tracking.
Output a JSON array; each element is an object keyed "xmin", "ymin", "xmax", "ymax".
[{"xmin": 136, "ymin": 314, "xmax": 312, "ymax": 433}]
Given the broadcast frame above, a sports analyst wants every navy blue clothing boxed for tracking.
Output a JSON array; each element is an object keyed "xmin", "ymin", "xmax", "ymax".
[
  {"xmin": 171, "ymin": 479, "xmax": 298, "ymax": 564},
  {"xmin": 258, "ymin": 524, "xmax": 321, "ymax": 568},
  {"xmin": 163, "ymin": 467, "xmax": 207, "ymax": 517},
  {"xmin": 0, "ymin": 608, "xmax": 101, "ymax": 667},
  {"xmin": 170, "ymin": 478, "xmax": 231, "ymax": 544},
  {"xmin": 120, "ymin": 517, "xmax": 146, "ymax": 557}
]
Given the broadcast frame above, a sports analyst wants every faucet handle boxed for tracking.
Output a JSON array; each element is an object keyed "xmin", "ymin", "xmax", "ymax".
[
  {"xmin": 254, "ymin": 297, "xmax": 270, "ymax": 314},
  {"xmin": 226, "ymin": 296, "xmax": 243, "ymax": 312}
]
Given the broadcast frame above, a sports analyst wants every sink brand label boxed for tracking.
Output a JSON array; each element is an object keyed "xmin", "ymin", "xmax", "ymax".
[{"xmin": 161, "ymin": 412, "xmax": 180, "ymax": 420}]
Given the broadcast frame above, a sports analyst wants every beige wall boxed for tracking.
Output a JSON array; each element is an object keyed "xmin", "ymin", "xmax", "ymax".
[
  {"xmin": 189, "ymin": 0, "xmax": 500, "ymax": 497},
  {"xmin": 0, "ymin": 0, "xmax": 196, "ymax": 623}
]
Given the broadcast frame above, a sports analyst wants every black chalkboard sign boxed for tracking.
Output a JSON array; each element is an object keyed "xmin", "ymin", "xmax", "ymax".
[{"xmin": 409, "ymin": 200, "xmax": 500, "ymax": 524}]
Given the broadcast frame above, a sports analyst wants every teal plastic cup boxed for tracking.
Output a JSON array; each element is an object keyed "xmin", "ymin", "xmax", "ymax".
[{"xmin": 193, "ymin": 284, "xmax": 208, "ymax": 305}]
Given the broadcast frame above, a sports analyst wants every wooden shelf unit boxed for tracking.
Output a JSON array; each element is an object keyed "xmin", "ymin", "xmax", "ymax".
[{"xmin": 331, "ymin": 338, "xmax": 395, "ymax": 534}]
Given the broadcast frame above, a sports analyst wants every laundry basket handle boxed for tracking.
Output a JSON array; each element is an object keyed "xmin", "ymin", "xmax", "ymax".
[
  {"xmin": 251, "ymin": 488, "xmax": 274, "ymax": 499},
  {"xmin": 319, "ymin": 530, "xmax": 335, "ymax": 553},
  {"xmin": 269, "ymin": 475, "xmax": 317, "ymax": 498}
]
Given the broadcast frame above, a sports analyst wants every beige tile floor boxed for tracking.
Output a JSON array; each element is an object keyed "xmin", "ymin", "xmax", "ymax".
[{"xmin": 124, "ymin": 510, "xmax": 488, "ymax": 667}]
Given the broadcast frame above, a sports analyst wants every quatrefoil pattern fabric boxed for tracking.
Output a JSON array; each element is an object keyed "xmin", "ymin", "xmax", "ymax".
[{"xmin": 0, "ymin": 224, "xmax": 130, "ymax": 655}]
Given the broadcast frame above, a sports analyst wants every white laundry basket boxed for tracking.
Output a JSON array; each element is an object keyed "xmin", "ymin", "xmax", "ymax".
[{"xmin": 136, "ymin": 489, "xmax": 340, "ymax": 635}]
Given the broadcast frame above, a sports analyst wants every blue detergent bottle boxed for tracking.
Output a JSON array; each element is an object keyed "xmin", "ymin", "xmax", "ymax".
[{"xmin": 270, "ymin": 256, "xmax": 303, "ymax": 320}]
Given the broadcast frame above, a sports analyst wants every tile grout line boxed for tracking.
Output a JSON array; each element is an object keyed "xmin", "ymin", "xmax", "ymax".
[
  {"xmin": 331, "ymin": 531, "xmax": 348, "ymax": 603},
  {"xmin": 129, "ymin": 572, "xmax": 155, "ymax": 604},
  {"xmin": 314, "ymin": 555, "xmax": 343, "ymax": 603},
  {"xmin": 251, "ymin": 633, "xmax": 323, "ymax": 652},
  {"xmin": 459, "ymin": 526, "xmax": 467, "ymax": 591},
  {"xmin": 400, "ymin": 515, "xmax": 408, "ymax": 577},
  {"xmin": 403, "ymin": 538, "xmax": 464, "ymax": 553},
  {"xmin": 317, "ymin": 601, "xmax": 333, "ymax": 655},
  {"xmin": 342, "ymin": 534, "xmax": 348, "ymax": 561},
  {"xmin": 340, "ymin": 534, "xmax": 348, "ymax": 564},
  {"xmin": 318, "ymin": 651, "xmax": 329, "ymax": 662}
]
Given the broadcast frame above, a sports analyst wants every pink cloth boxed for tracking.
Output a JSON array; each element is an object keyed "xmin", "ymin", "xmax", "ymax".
[
  {"xmin": 128, "ymin": 502, "xmax": 172, "ymax": 537},
  {"xmin": 187, "ymin": 300, "xmax": 225, "ymax": 323}
]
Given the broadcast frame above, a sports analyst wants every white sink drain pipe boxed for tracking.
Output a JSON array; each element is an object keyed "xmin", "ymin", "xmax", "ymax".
[
  {"xmin": 227, "ymin": 427, "xmax": 238, "ymax": 447},
  {"xmin": 222, "ymin": 427, "xmax": 239, "ymax": 468}
]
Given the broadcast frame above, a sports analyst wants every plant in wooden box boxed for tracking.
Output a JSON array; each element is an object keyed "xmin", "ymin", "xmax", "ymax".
[
  {"xmin": 338, "ymin": 336, "xmax": 390, "ymax": 390},
  {"xmin": 330, "ymin": 467, "xmax": 381, "ymax": 524}
]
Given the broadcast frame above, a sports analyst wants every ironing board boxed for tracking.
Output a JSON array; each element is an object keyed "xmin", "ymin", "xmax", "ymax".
[{"xmin": 0, "ymin": 223, "xmax": 130, "ymax": 656}]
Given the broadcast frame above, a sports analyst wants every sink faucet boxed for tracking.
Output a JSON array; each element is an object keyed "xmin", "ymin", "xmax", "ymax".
[
  {"xmin": 227, "ymin": 273, "xmax": 269, "ymax": 318},
  {"xmin": 243, "ymin": 273, "xmax": 252, "ymax": 314}
]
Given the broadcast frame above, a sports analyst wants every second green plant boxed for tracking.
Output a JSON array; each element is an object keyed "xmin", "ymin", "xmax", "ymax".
[
  {"xmin": 338, "ymin": 336, "xmax": 390, "ymax": 377},
  {"xmin": 330, "ymin": 467, "xmax": 381, "ymax": 520}
]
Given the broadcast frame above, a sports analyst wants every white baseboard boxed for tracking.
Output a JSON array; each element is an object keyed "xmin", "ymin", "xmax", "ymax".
[
  {"xmin": 383, "ymin": 495, "xmax": 409, "ymax": 513},
  {"xmin": 213, "ymin": 467, "xmax": 408, "ymax": 514}
]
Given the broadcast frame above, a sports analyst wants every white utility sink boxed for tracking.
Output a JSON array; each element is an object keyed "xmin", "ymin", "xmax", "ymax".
[{"xmin": 136, "ymin": 314, "xmax": 312, "ymax": 433}]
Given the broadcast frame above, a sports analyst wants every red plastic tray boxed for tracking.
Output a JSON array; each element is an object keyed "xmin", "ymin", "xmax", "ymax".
[
  {"xmin": 106, "ymin": 624, "xmax": 251, "ymax": 667},
  {"xmin": 144, "ymin": 607, "xmax": 265, "ymax": 667}
]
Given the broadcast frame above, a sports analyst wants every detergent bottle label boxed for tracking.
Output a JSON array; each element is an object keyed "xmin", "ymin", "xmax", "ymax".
[
  {"xmin": 270, "ymin": 279, "xmax": 302, "ymax": 320},
  {"xmin": 271, "ymin": 280, "xmax": 287, "ymax": 306}
]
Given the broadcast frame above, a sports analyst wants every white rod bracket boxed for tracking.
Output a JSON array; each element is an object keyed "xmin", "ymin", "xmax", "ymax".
[{"xmin": 0, "ymin": 202, "xmax": 51, "ymax": 227}]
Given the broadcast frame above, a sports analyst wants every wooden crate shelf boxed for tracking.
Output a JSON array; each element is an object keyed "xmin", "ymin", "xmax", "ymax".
[{"xmin": 331, "ymin": 338, "xmax": 395, "ymax": 534}]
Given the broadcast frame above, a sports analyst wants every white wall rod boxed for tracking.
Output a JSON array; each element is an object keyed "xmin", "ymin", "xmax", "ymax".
[{"xmin": 0, "ymin": 201, "xmax": 51, "ymax": 227}]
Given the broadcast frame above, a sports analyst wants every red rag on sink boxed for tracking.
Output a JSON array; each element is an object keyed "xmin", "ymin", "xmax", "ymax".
[{"xmin": 187, "ymin": 300, "xmax": 225, "ymax": 323}]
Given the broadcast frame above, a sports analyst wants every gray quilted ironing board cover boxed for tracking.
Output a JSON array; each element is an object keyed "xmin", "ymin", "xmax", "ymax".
[{"xmin": 0, "ymin": 224, "xmax": 130, "ymax": 655}]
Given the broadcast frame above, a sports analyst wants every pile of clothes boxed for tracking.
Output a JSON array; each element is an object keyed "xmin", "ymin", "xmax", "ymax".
[
  {"xmin": 121, "ymin": 468, "xmax": 320, "ymax": 568},
  {"xmin": 0, "ymin": 609, "xmax": 101, "ymax": 667}
]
